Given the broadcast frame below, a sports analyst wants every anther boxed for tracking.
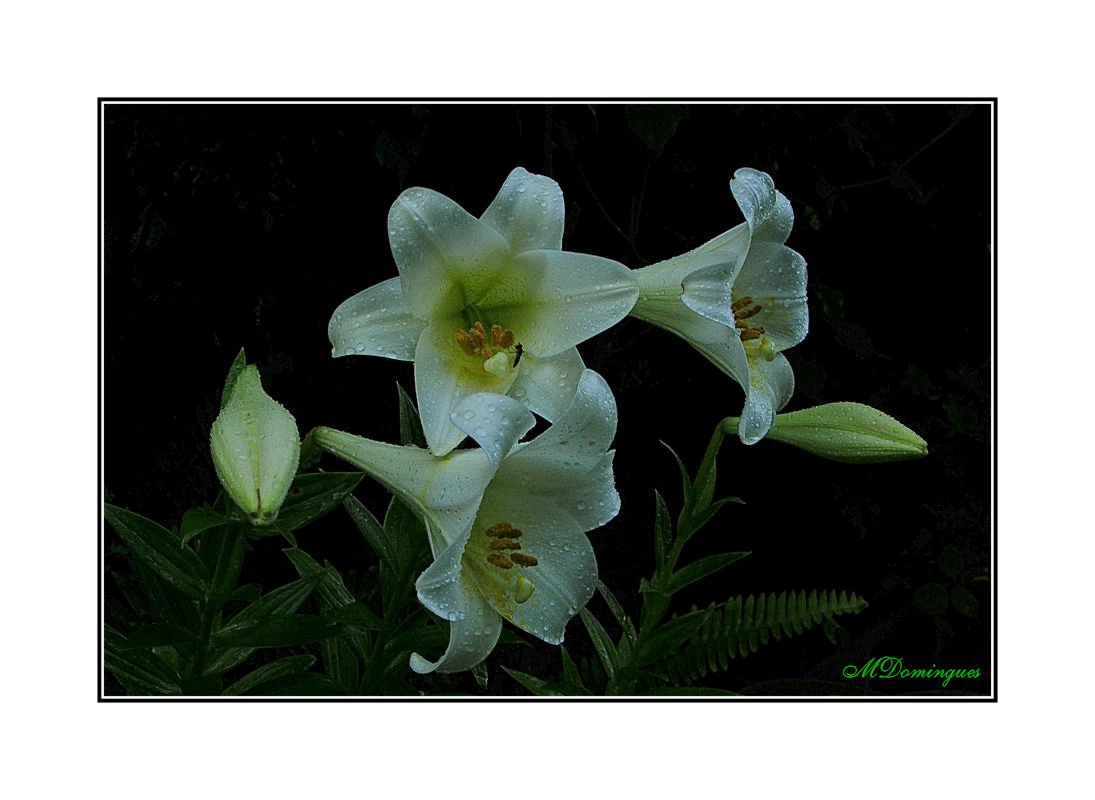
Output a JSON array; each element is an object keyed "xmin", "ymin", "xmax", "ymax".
[
  {"xmin": 487, "ymin": 554, "xmax": 514, "ymax": 569},
  {"xmin": 740, "ymin": 327, "xmax": 764, "ymax": 342},
  {"xmin": 454, "ymin": 330, "xmax": 478, "ymax": 355},
  {"xmin": 511, "ymin": 553, "xmax": 539, "ymax": 567},
  {"xmin": 497, "ymin": 329, "xmax": 515, "ymax": 349},
  {"xmin": 485, "ymin": 522, "xmax": 514, "ymax": 537},
  {"xmin": 731, "ymin": 296, "xmax": 755, "ymax": 311},
  {"xmin": 491, "ymin": 324, "xmax": 504, "ymax": 344},
  {"xmin": 735, "ymin": 303, "xmax": 762, "ymax": 320},
  {"xmin": 489, "ymin": 538, "xmax": 521, "ymax": 550}
]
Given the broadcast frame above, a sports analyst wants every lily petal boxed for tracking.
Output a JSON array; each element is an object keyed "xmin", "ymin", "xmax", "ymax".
[
  {"xmin": 388, "ymin": 187, "xmax": 510, "ymax": 319},
  {"xmin": 409, "ymin": 577, "xmax": 502, "ymax": 674},
  {"xmin": 734, "ymin": 241, "xmax": 809, "ymax": 350},
  {"xmin": 507, "ymin": 346, "xmax": 586, "ymax": 423},
  {"xmin": 630, "ymin": 290, "xmax": 751, "ymax": 387},
  {"xmin": 506, "ymin": 369, "xmax": 618, "ymax": 473},
  {"xmin": 480, "ymin": 249, "xmax": 638, "ymax": 357},
  {"xmin": 328, "ymin": 276, "xmax": 425, "ymax": 360},
  {"xmin": 311, "ymin": 427, "xmax": 493, "ymax": 555},
  {"xmin": 731, "ymin": 167, "xmax": 794, "ymax": 245},
  {"xmin": 449, "ymin": 391, "xmax": 536, "ymax": 472},
  {"xmin": 415, "ymin": 316, "xmax": 521, "ymax": 455},
  {"xmin": 463, "ymin": 493, "xmax": 597, "ymax": 645},
  {"xmin": 738, "ymin": 352, "xmax": 796, "ymax": 445},
  {"xmin": 480, "ymin": 167, "xmax": 565, "ymax": 254}
]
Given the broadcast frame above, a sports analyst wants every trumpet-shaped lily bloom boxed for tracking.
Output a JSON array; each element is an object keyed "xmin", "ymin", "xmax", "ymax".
[
  {"xmin": 329, "ymin": 167, "xmax": 639, "ymax": 456},
  {"xmin": 629, "ymin": 168, "xmax": 808, "ymax": 444},
  {"xmin": 313, "ymin": 369, "xmax": 620, "ymax": 674}
]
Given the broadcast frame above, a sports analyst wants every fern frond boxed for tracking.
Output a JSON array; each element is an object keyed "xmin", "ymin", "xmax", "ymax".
[{"xmin": 660, "ymin": 589, "xmax": 868, "ymax": 685}]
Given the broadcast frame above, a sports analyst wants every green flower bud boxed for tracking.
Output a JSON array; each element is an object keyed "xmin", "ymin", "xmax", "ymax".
[
  {"xmin": 730, "ymin": 402, "xmax": 928, "ymax": 464},
  {"xmin": 210, "ymin": 365, "xmax": 300, "ymax": 525}
]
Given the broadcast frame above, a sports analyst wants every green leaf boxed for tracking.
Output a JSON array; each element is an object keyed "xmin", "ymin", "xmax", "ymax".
[
  {"xmin": 343, "ymin": 493, "xmax": 394, "ymax": 567},
  {"xmin": 131, "ymin": 558, "xmax": 201, "ymax": 632},
  {"xmin": 949, "ymin": 585, "xmax": 980, "ymax": 617},
  {"xmin": 659, "ymin": 590, "xmax": 870, "ymax": 685},
  {"xmin": 116, "ymin": 623, "xmax": 195, "ymax": 650},
  {"xmin": 470, "ymin": 662, "xmax": 489, "ymax": 690},
  {"xmin": 220, "ymin": 348, "xmax": 247, "ymax": 410},
  {"xmin": 579, "ymin": 608, "xmax": 618, "ymax": 681},
  {"xmin": 938, "ymin": 544, "xmax": 964, "ymax": 578},
  {"xmin": 206, "ymin": 527, "xmax": 247, "ymax": 606},
  {"xmin": 260, "ymin": 672, "xmax": 343, "ymax": 695},
  {"xmin": 625, "ymin": 105, "xmax": 688, "ymax": 156},
  {"xmin": 912, "ymin": 583, "xmax": 949, "ymax": 615},
  {"xmin": 223, "ymin": 655, "xmax": 317, "ymax": 696},
  {"xmin": 179, "ymin": 507, "xmax": 231, "ymax": 545},
  {"xmin": 230, "ymin": 583, "xmax": 262, "ymax": 603},
  {"xmin": 635, "ymin": 608, "xmax": 711, "ymax": 668},
  {"xmin": 104, "ymin": 625, "xmax": 182, "ymax": 695},
  {"xmin": 282, "ymin": 548, "xmax": 356, "ymax": 607},
  {"xmin": 202, "ymin": 571, "xmax": 328, "ymax": 674},
  {"xmin": 666, "ymin": 552, "xmax": 750, "ymax": 595},
  {"xmin": 213, "ymin": 614, "xmax": 341, "ymax": 647},
  {"xmin": 502, "ymin": 667, "xmax": 589, "ymax": 697},
  {"xmin": 561, "ymin": 646, "xmax": 583, "ymax": 688},
  {"xmin": 283, "ymin": 548, "xmax": 373, "ymax": 663},
  {"xmin": 397, "ymin": 382, "xmax": 427, "ymax": 448},
  {"xmin": 105, "ymin": 505, "xmax": 210, "ymax": 600},
  {"xmin": 659, "ymin": 441, "xmax": 692, "ymax": 507},
  {"xmin": 597, "ymin": 580, "xmax": 637, "ymax": 645},
  {"xmin": 320, "ymin": 636, "xmax": 359, "ymax": 693},
  {"xmin": 325, "ymin": 602, "xmax": 385, "ymax": 632},
  {"xmin": 652, "ymin": 491, "xmax": 672, "ymax": 570},
  {"xmin": 272, "ymin": 472, "xmax": 364, "ymax": 532}
]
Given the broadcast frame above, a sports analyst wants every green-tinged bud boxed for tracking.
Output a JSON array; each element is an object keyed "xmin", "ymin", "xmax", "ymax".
[
  {"xmin": 210, "ymin": 365, "xmax": 300, "ymax": 525},
  {"xmin": 726, "ymin": 402, "xmax": 928, "ymax": 464}
]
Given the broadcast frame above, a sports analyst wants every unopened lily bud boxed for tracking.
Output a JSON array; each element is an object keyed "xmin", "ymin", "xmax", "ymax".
[
  {"xmin": 727, "ymin": 402, "xmax": 927, "ymax": 464},
  {"xmin": 210, "ymin": 365, "xmax": 300, "ymax": 525}
]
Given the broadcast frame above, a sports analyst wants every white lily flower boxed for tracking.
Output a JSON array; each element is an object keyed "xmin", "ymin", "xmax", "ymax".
[
  {"xmin": 329, "ymin": 167, "xmax": 639, "ymax": 456},
  {"xmin": 313, "ymin": 369, "xmax": 620, "ymax": 674},
  {"xmin": 630, "ymin": 168, "xmax": 808, "ymax": 444}
]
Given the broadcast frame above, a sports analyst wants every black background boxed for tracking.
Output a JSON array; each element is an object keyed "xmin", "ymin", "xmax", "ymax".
[{"xmin": 104, "ymin": 102, "xmax": 992, "ymax": 695}]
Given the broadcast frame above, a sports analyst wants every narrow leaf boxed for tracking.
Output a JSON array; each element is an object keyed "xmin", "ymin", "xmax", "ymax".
[
  {"xmin": 579, "ymin": 608, "xmax": 618, "ymax": 681},
  {"xmin": 666, "ymin": 552, "xmax": 750, "ymax": 595},
  {"xmin": 105, "ymin": 505, "xmax": 209, "ymax": 600},
  {"xmin": 635, "ymin": 608, "xmax": 711, "ymax": 668},
  {"xmin": 213, "ymin": 614, "xmax": 341, "ymax": 647},
  {"xmin": 343, "ymin": 493, "xmax": 394, "ymax": 566},
  {"xmin": 179, "ymin": 507, "xmax": 231, "ymax": 545},
  {"xmin": 653, "ymin": 490, "xmax": 672, "ymax": 570},
  {"xmin": 222, "ymin": 654, "xmax": 316, "ymax": 696},
  {"xmin": 396, "ymin": 382, "xmax": 427, "ymax": 448},
  {"xmin": 274, "ymin": 472, "xmax": 364, "ymax": 532},
  {"xmin": 597, "ymin": 580, "xmax": 637, "ymax": 645},
  {"xmin": 104, "ymin": 626, "xmax": 182, "ymax": 695}
]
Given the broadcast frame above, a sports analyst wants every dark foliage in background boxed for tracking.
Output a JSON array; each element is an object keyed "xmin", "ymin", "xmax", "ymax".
[{"xmin": 104, "ymin": 102, "xmax": 991, "ymax": 695}]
